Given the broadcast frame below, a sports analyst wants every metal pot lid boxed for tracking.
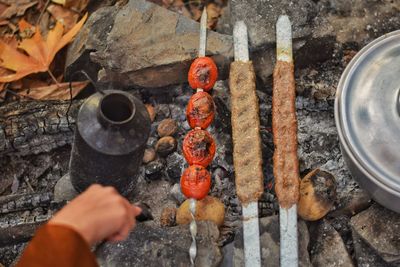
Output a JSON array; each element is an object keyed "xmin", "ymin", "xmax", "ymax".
[{"xmin": 336, "ymin": 30, "xmax": 400, "ymax": 192}]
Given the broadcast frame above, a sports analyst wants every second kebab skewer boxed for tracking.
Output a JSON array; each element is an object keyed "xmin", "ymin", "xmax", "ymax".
[{"xmin": 273, "ymin": 15, "xmax": 300, "ymax": 267}]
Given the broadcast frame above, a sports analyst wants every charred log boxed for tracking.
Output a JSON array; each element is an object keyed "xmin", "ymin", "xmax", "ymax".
[
  {"xmin": 0, "ymin": 193, "xmax": 53, "ymax": 215},
  {"xmin": 0, "ymin": 214, "xmax": 50, "ymax": 246},
  {"xmin": 0, "ymin": 100, "xmax": 82, "ymax": 156}
]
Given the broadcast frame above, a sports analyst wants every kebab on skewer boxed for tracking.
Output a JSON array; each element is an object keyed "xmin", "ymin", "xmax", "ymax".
[
  {"xmin": 180, "ymin": 8, "xmax": 217, "ymax": 266},
  {"xmin": 229, "ymin": 21, "xmax": 264, "ymax": 266},
  {"xmin": 273, "ymin": 15, "xmax": 300, "ymax": 267}
]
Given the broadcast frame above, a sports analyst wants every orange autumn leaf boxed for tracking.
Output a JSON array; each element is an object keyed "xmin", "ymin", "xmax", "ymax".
[
  {"xmin": 0, "ymin": 13, "xmax": 88, "ymax": 83},
  {"xmin": 18, "ymin": 80, "xmax": 89, "ymax": 100}
]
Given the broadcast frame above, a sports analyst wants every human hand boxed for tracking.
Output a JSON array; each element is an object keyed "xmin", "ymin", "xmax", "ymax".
[{"xmin": 49, "ymin": 184, "xmax": 141, "ymax": 246}]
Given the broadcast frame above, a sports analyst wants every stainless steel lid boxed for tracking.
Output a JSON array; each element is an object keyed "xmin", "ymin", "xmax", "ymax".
[{"xmin": 335, "ymin": 30, "xmax": 400, "ymax": 195}]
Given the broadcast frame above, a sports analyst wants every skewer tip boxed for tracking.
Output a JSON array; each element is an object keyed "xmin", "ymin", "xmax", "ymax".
[
  {"xmin": 276, "ymin": 15, "xmax": 293, "ymax": 62},
  {"xmin": 277, "ymin": 15, "xmax": 291, "ymax": 28},
  {"xmin": 201, "ymin": 7, "xmax": 207, "ymax": 18},
  {"xmin": 200, "ymin": 7, "xmax": 207, "ymax": 32},
  {"xmin": 233, "ymin": 20, "xmax": 249, "ymax": 62},
  {"xmin": 198, "ymin": 8, "xmax": 207, "ymax": 57}
]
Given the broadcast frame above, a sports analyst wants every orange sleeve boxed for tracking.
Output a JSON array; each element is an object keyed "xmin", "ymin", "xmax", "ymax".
[{"xmin": 16, "ymin": 224, "xmax": 98, "ymax": 267}]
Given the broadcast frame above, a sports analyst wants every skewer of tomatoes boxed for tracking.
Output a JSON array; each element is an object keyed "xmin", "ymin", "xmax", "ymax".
[{"xmin": 180, "ymin": 8, "xmax": 218, "ymax": 266}]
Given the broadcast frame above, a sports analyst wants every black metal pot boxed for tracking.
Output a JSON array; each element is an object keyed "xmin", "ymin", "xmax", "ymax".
[
  {"xmin": 335, "ymin": 31, "xmax": 400, "ymax": 213},
  {"xmin": 69, "ymin": 90, "xmax": 151, "ymax": 196}
]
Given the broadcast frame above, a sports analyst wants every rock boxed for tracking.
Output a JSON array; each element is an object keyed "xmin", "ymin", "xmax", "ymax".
[
  {"xmin": 216, "ymin": 1, "xmax": 232, "ymax": 35},
  {"xmin": 146, "ymin": 136, "xmax": 158, "ymax": 148},
  {"xmin": 54, "ymin": 173, "xmax": 78, "ymax": 202},
  {"xmin": 231, "ymin": 0, "xmax": 317, "ymax": 49},
  {"xmin": 177, "ymin": 196, "xmax": 225, "ymax": 227},
  {"xmin": 144, "ymin": 158, "xmax": 165, "ymax": 180},
  {"xmin": 157, "ymin": 118, "xmax": 178, "ymax": 137},
  {"xmin": 160, "ymin": 207, "xmax": 177, "ymax": 227},
  {"xmin": 131, "ymin": 179, "xmax": 176, "ymax": 223},
  {"xmin": 65, "ymin": 6, "xmax": 119, "ymax": 81},
  {"xmin": 227, "ymin": 0, "xmax": 335, "ymax": 85},
  {"xmin": 169, "ymin": 103, "xmax": 186, "ymax": 122},
  {"xmin": 155, "ymin": 136, "xmax": 177, "ymax": 157},
  {"xmin": 220, "ymin": 242, "xmax": 234, "ymax": 267},
  {"xmin": 298, "ymin": 169, "xmax": 336, "ymax": 221},
  {"xmin": 321, "ymin": 0, "xmax": 400, "ymax": 45},
  {"xmin": 233, "ymin": 216, "xmax": 311, "ymax": 266},
  {"xmin": 135, "ymin": 203, "xmax": 154, "ymax": 222},
  {"xmin": 142, "ymin": 148, "xmax": 156, "ymax": 164},
  {"xmin": 66, "ymin": 0, "xmax": 233, "ymax": 88},
  {"xmin": 352, "ymin": 230, "xmax": 392, "ymax": 267},
  {"xmin": 309, "ymin": 220, "xmax": 354, "ymax": 267},
  {"xmin": 350, "ymin": 203, "xmax": 400, "ymax": 264},
  {"xmin": 170, "ymin": 183, "xmax": 186, "ymax": 204},
  {"xmin": 145, "ymin": 104, "xmax": 156, "ymax": 122},
  {"xmin": 329, "ymin": 188, "xmax": 371, "ymax": 217},
  {"xmin": 96, "ymin": 221, "xmax": 222, "ymax": 267},
  {"xmin": 156, "ymin": 104, "xmax": 171, "ymax": 121},
  {"xmin": 165, "ymin": 152, "xmax": 186, "ymax": 181}
]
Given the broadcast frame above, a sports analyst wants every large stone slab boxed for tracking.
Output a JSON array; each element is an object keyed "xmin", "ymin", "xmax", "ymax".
[
  {"xmin": 66, "ymin": 0, "xmax": 233, "ymax": 88},
  {"xmin": 96, "ymin": 221, "xmax": 222, "ymax": 267},
  {"xmin": 350, "ymin": 203, "xmax": 400, "ymax": 265}
]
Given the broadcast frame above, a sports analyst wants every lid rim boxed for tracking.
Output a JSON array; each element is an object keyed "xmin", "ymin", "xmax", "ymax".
[{"xmin": 335, "ymin": 30, "xmax": 400, "ymax": 193}]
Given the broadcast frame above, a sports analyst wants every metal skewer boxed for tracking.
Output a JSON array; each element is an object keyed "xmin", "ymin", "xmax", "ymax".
[
  {"xmin": 189, "ymin": 198, "xmax": 197, "ymax": 266},
  {"xmin": 275, "ymin": 15, "xmax": 299, "ymax": 267},
  {"xmin": 188, "ymin": 8, "xmax": 208, "ymax": 266},
  {"xmin": 198, "ymin": 8, "xmax": 207, "ymax": 58}
]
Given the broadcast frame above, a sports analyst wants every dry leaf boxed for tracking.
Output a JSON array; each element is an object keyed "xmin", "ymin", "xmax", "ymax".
[
  {"xmin": 64, "ymin": 0, "xmax": 89, "ymax": 12},
  {"xmin": 0, "ymin": 1, "xmax": 37, "ymax": 20},
  {"xmin": 51, "ymin": 0, "xmax": 65, "ymax": 5},
  {"xmin": 18, "ymin": 80, "xmax": 89, "ymax": 100},
  {"xmin": 38, "ymin": 9, "xmax": 50, "ymax": 37},
  {"xmin": 186, "ymin": 0, "xmax": 202, "ymax": 21},
  {"xmin": 0, "ymin": 2, "xmax": 8, "ymax": 15},
  {"xmin": 0, "ymin": 68, "xmax": 8, "ymax": 92},
  {"xmin": 206, "ymin": 3, "xmax": 221, "ymax": 29},
  {"xmin": 0, "ymin": 0, "xmax": 32, "ymax": 5},
  {"xmin": 9, "ymin": 78, "xmax": 23, "ymax": 90},
  {"xmin": 146, "ymin": 0, "xmax": 166, "ymax": 6},
  {"xmin": 47, "ymin": 4, "xmax": 78, "ymax": 32},
  {"xmin": 0, "ymin": 86, "xmax": 6, "ymax": 100},
  {"xmin": 170, "ymin": 0, "xmax": 191, "ymax": 18},
  {"xmin": 18, "ymin": 18, "xmax": 35, "ymax": 38},
  {"xmin": 51, "ymin": 0, "xmax": 89, "ymax": 12},
  {"xmin": 13, "ymin": 77, "xmax": 47, "ymax": 89},
  {"xmin": 0, "ymin": 13, "xmax": 87, "ymax": 83},
  {"xmin": 0, "ymin": 36, "xmax": 16, "ymax": 92}
]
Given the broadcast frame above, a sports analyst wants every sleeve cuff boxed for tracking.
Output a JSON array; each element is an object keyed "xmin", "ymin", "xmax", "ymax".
[{"xmin": 16, "ymin": 224, "xmax": 98, "ymax": 267}]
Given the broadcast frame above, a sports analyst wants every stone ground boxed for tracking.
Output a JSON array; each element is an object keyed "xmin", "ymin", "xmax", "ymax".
[{"xmin": 1, "ymin": 0, "xmax": 400, "ymax": 266}]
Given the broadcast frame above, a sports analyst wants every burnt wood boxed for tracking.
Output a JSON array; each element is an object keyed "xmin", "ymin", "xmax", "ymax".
[
  {"xmin": 0, "ymin": 100, "xmax": 82, "ymax": 156},
  {"xmin": 0, "ymin": 192, "xmax": 53, "ymax": 215}
]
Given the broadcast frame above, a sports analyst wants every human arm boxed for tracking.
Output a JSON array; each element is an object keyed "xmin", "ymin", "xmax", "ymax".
[{"xmin": 16, "ymin": 184, "xmax": 141, "ymax": 267}]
